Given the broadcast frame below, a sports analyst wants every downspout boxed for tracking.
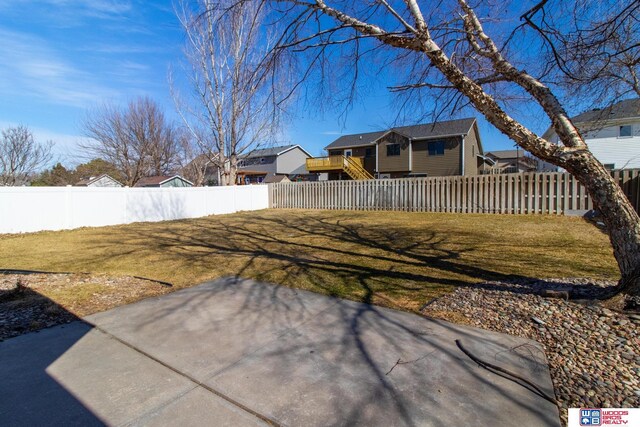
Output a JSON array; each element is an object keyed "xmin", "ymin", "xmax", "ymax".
[
  {"xmin": 375, "ymin": 142, "xmax": 379, "ymax": 178},
  {"xmin": 460, "ymin": 135, "xmax": 465, "ymax": 176},
  {"xmin": 408, "ymin": 138, "xmax": 413, "ymax": 173}
]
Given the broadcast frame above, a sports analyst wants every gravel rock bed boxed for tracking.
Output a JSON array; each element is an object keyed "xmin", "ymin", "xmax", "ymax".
[
  {"xmin": 422, "ymin": 278, "xmax": 639, "ymax": 426},
  {"xmin": 0, "ymin": 273, "xmax": 169, "ymax": 342}
]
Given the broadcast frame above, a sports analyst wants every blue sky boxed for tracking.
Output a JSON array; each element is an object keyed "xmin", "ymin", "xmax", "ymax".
[{"xmin": 0, "ymin": 0, "xmax": 537, "ymax": 165}]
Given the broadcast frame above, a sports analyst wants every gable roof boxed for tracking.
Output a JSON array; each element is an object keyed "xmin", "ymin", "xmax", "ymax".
[
  {"xmin": 74, "ymin": 174, "xmax": 122, "ymax": 187},
  {"xmin": 134, "ymin": 175, "xmax": 193, "ymax": 187},
  {"xmin": 263, "ymin": 174, "xmax": 290, "ymax": 183},
  {"xmin": 571, "ymin": 98, "xmax": 640, "ymax": 123},
  {"xmin": 486, "ymin": 149, "xmax": 534, "ymax": 159},
  {"xmin": 325, "ymin": 118, "xmax": 477, "ymax": 150},
  {"xmin": 244, "ymin": 144, "xmax": 312, "ymax": 159},
  {"xmin": 542, "ymin": 98, "xmax": 640, "ymax": 140}
]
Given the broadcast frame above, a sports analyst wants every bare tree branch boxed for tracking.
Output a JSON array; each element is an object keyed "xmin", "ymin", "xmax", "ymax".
[{"xmin": 0, "ymin": 126, "xmax": 53, "ymax": 186}]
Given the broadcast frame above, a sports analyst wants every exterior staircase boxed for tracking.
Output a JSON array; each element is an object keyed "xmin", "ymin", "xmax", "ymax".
[{"xmin": 306, "ymin": 155, "xmax": 374, "ymax": 180}]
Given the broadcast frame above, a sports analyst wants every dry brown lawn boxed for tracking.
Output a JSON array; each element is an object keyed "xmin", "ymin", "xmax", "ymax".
[{"xmin": 0, "ymin": 209, "xmax": 618, "ymax": 314}]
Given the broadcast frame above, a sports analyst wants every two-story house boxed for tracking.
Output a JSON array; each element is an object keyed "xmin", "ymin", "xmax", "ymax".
[
  {"xmin": 542, "ymin": 98, "xmax": 640, "ymax": 170},
  {"xmin": 307, "ymin": 118, "xmax": 492, "ymax": 180},
  {"xmin": 237, "ymin": 145, "xmax": 314, "ymax": 184},
  {"xmin": 485, "ymin": 149, "xmax": 539, "ymax": 174}
]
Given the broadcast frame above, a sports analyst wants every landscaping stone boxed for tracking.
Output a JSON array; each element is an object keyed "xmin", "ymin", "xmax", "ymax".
[
  {"xmin": 421, "ymin": 277, "xmax": 639, "ymax": 427},
  {"xmin": 0, "ymin": 273, "xmax": 168, "ymax": 342}
]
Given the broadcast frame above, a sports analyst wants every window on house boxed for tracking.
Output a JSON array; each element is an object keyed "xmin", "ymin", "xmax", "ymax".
[
  {"xmin": 386, "ymin": 143, "xmax": 400, "ymax": 156},
  {"xmin": 619, "ymin": 125, "xmax": 632, "ymax": 138},
  {"xmin": 428, "ymin": 141, "xmax": 445, "ymax": 156}
]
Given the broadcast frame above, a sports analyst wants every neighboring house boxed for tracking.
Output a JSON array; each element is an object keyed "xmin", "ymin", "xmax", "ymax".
[
  {"xmin": 485, "ymin": 150, "xmax": 539, "ymax": 174},
  {"xmin": 263, "ymin": 174, "xmax": 290, "ymax": 184},
  {"xmin": 181, "ymin": 154, "xmax": 220, "ymax": 186},
  {"xmin": 308, "ymin": 118, "xmax": 493, "ymax": 180},
  {"xmin": 237, "ymin": 145, "xmax": 314, "ymax": 184},
  {"xmin": 134, "ymin": 175, "xmax": 193, "ymax": 188},
  {"xmin": 74, "ymin": 174, "xmax": 123, "ymax": 188},
  {"xmin": 542, "ymin": 98, "xmax": 640, "ymax": 170}
]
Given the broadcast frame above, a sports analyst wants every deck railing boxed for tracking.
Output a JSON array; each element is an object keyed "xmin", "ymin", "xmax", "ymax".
[{"xmin": 306, "ymin": 155, "xmax": 364, "ymax": 171}]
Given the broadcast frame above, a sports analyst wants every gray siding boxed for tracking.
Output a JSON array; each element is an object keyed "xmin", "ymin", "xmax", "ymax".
[
  {"xmin": 276, "ymin": 147, "xmax": 310, "ymax": 175},
  {"xmin": 411, "ymin": 137, "xmax": 461, "ymax": 176},
  {"xmin": 239, "ymin": 155, "xmax": 277, "ymax": 174}
]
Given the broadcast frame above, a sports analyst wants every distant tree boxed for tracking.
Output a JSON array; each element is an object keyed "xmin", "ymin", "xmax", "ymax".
[
  {"xmin": 31, "ymin": 163, "xmax": 75, "ymax": 186},
  {"xmin": 74, "ymin": 158, "xmax": 123, "ymax": 182},
  {"xmin": 0, "ymin": 125, "xmax": 53, "ymax": 186},
  {"xmin": 81, "ymin": 97, "xmax": 183, "ymax": 186},
  {"xmin": 180, "ymin": 152, "xmax": 219, "ymax": 187},
  {"xmin": 174, "ymin": 0, "xmax": 284, "ymax": 185}
]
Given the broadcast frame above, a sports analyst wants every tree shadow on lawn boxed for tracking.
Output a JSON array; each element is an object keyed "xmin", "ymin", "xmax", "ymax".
[
  {"xmin": 85, "ymin": 211, "xmax": 617, "ymax": 311},
  {"xmin": 85, "ymin": 275, "xmax": 560, "ymax": 426}
]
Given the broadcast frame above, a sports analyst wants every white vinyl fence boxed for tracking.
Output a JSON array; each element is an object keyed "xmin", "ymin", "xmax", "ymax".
[{"xmin": 0, "ymin": 185, "xmax": 269, "ymax": 234}]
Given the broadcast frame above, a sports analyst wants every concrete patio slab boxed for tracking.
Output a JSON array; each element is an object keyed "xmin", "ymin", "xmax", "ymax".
[
  {"xmin": 0, "ymin": 321, "xmax": 267, "ymax": 426},
  {"xmin": 206, "ymin": 297, "xmax": 558, "ymax": 426},
  {"xmin": 1, "ymin": 277, "xmax": 560, "ymax": 426},
  {"xmin": 87, "ymin": 277, "xmax": 339, "ymax": 380}
]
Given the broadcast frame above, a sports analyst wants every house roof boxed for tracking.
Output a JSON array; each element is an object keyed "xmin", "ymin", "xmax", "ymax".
[
  {"xmin": 542, "ymin": 98, "xmax": 640, "ymax": 140},
  {"xmin": 571, "ymin": 98, "xmax": 640, "ymax": 123},
  {"xmin": 486, "ymin": 149, "xmax": 534, "ymax": 159},
  {"xmin": 325, "ymin": 118, "xmax": 477, "ymax": 150},
  {"xmin": 134, "ymin": 175, "xmax": 193, "ymax": 187},
  {"xmin": 263, "ymin": 174, "xmax": 290, "ymax": 183},
  {"xmin": 244, "ymin": 144, "xmax": 312, "ymax": 159},
  {"xmin": 74, "ymin": 174, "xmax": 121, "ymax": 187},
  {"xmin": 236, "ymin": 169, "xmax": 268, "ymax": 176}
]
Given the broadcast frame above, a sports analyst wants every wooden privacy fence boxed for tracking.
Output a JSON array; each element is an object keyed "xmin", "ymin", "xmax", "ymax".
[{"xmin": 269, "ymin": 170, "xmax": 640, "ymax": 215}]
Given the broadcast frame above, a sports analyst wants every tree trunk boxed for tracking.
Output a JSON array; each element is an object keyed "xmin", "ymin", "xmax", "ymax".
[
  {"xmin": 228, "ymin": 154, "xmax": 238, "ymax": 186},
  {"xmin": 563, "ymin": 151, "xmax": 640, "ymax": 299},
  {"xmin": 419, "ymin": 45, "xmax": 640, "ymax": 299}
]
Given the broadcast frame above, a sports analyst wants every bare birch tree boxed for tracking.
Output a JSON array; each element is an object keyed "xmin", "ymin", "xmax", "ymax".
[
  {"xmin": 250, "ymin": 0, "xmax": 640, "ymax": 301},
  {"xmin": 82, "ymin": 97, "xmax": 183, "ymax": 186},
  {"xmin": 0, "ymin": 126, "xmax": 53, "ymax": 186},
  {"xmin": 520, "ymin": 0, "xmax": 640, "ymax": 106},
  {"xmin": 174, "ymin": 0, "xmax": 282, "ymax": 186}
]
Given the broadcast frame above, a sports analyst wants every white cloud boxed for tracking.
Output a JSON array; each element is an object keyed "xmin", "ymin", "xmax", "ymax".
[
  {"xmin": 0, "ymin": 0, "xmax": 133, "ymax": 19},
  {"xmin": 0, "ymin": 29, "xmax": 122, "ymax": 108}
]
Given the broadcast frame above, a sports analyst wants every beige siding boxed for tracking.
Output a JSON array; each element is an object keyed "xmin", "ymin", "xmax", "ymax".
[
  {"xmin": 464, "ymin": 127, "xmax": 479, "ymax": 176},
  {"xmin": 349, "ymin": 146, "xmax": 376, "ymax": 174},
  {"xmin": 411, "ymin": 137, "xmax": 461, "ymax": 176},
  {"xmin": 377, "ymin": 132, "xmax": 410, "ymax": 173}
]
